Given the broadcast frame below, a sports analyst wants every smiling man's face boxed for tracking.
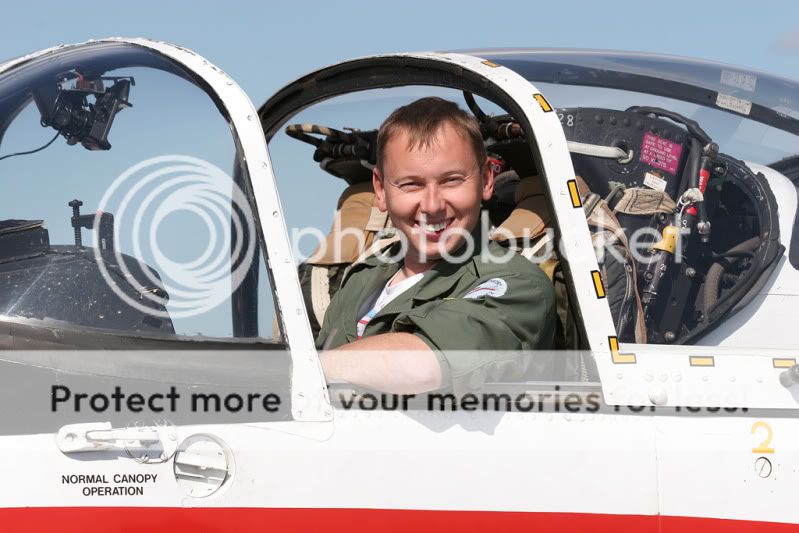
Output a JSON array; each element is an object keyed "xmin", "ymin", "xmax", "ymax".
[{"xmin": 373, "ymin": 121, "xmax": 494, "ymax": 269}]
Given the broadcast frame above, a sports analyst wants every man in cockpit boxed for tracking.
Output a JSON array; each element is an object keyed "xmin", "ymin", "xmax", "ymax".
[{"xmin": 316, "ymin": 97, "xmax": 555, "ymax": 394}]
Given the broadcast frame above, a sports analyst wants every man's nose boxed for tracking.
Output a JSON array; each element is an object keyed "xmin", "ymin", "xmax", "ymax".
[{"xmin": 420, "ymin": 183, "xmax": 445, "ymax": 215}]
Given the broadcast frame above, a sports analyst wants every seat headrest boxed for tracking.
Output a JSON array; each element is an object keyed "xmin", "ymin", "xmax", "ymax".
[
  {"xmin": 307, "ymin": 181, "xmax": 390, "ymax": 265},
  {"xmin": 492, "ymin": 176, "xmax": 551, "ymax": 242}
]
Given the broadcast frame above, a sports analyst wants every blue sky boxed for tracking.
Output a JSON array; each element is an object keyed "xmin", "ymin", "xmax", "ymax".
[{"xmin": 4, "ymin": 1, "xmax": 798, "ymax": 104}]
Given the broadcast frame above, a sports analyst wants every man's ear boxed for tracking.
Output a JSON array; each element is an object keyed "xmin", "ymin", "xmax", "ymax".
[
  {"xmin": 372, "ymin": 167, "xmax": 388, "ymax": 212},
  {"xmin": 481, "ymin": 157, "xmax": 496, "ymax": 202}
]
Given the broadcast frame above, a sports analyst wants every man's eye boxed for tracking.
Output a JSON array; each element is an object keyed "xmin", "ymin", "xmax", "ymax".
[
  {"xmin": 442, "ymin": 177, "xmax": 465, "ymax": 186},
  {"xmin": 399, "ymin": 182, "xmax": 422, "ymax": 191}
]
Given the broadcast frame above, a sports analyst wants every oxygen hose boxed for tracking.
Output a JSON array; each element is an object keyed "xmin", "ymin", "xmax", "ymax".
[{"xmin": 702, "ymin": 236, "xmax": 762, "ymax": 316}]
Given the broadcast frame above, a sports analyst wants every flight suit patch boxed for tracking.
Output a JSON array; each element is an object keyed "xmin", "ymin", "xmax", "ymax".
[{"xmin": 463, "ymin": 278, "xmax": 508, "ymax": 299}]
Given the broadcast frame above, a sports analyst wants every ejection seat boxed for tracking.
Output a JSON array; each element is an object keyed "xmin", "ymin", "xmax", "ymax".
[
  {"xmin": 490, "ymin": 173, "xmax": 648, "ymax": 348},
  {"xmin": 295, "ymin": 171, "xmax": 644, "ymax": 358},
  {"xmin": 489, "ymin": 174, "xmax": 580, "ymax": 349},
  {"xmin": 293, "ymin": 182, "xmax": 396, "ymax": 338},
  {"xmin": 279, "ymin": 122, "xmax": 643, "ymax": 356}
]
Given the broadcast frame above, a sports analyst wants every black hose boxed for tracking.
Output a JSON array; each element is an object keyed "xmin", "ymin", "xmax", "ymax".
[
  {"xmin": 685, "ymin": 138, "xmax": 702, "ymax": 192},
  {"xmin": 0, "ymin": 132, "xmax": 60, "ymax": 162},
  {"xmin": 463, "ymin": 92, "xmax": 488, "ymax": 123},
  {"xmin": 626, "ymin": 106, "xmax": 712, "ymax": 145}
]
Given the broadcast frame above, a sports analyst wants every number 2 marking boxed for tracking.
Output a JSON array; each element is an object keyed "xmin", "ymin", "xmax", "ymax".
[{"xmin": 751, "ymin": 421, "xmax": 775, "ymax": 454}]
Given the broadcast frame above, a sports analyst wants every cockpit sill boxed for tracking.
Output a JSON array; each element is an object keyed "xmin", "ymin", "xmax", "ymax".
[{"xmin": 0, "ymin": 315, "xmax": 284, "ymax": 349}]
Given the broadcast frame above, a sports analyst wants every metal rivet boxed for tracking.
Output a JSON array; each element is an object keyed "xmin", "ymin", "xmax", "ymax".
[
  {"xmin": 755, "ymin": 457, "xmax": 772, "ymax": 478},
  {"xmin": 648, "ymin": 386, "xmax": 668, "ymax": 406}
]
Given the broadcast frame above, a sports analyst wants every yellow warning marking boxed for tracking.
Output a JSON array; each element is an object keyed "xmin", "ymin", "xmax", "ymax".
[
  {"xmin": 752, "ymin": 421, "xmax": 775, "ymax": 454},
  {"xmin": 481, "ymin": 60, "xmax": 500, "ymax": 68},
  {"xmin": 567, "ymin": 180, "xmax": 582, "ymax": 208},
  {"xmin": 609, "ymin": 336, "xmax": 636, "ymax": 364},
  {"xmin": 592, "ymin": 270, "xmax": 606, "ymax": 299},
  {"xmin": 533, "ymin": 93, "xmax": 553, "ymax": 113},
  {"xmin": 689, "ymin": 356, "xmax": 715, "ymax": 367},
  {"xmin": 773, "ymin": 358, "xmax": 796, "ymax": 369}
]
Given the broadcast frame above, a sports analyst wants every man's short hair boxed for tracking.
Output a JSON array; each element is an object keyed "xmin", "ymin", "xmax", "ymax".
[{"xmin": 376, "ymin": 97, "xmax": 486, "ymax": 174}]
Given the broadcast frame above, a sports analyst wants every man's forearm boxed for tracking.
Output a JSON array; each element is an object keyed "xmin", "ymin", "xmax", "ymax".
[{"xmin": 320, "ymin": 333, "xmax": 442, "ymax": 394}]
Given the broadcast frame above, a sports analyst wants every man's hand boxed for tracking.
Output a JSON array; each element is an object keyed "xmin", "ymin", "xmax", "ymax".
[{"xmin": 320, "ymin": 333, "xmax": 442, "ymax": 394}]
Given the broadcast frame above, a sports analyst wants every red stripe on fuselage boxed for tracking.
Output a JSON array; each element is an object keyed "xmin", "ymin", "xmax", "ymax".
[{"xmin": 0, "ymin": 508, "xmax": 794, "ymax": 532}]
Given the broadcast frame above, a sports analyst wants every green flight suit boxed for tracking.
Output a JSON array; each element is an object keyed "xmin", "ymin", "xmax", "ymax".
[{"xmin": 316, "ymin": 239, "xmax": 556, "ymax": 393}]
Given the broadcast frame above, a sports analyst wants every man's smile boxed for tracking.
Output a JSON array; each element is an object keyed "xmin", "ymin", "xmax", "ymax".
[{"xmin": 415, "ymin": 217, "xmax": 454, "ymax": 237}]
